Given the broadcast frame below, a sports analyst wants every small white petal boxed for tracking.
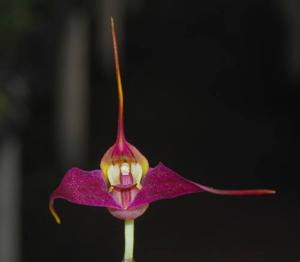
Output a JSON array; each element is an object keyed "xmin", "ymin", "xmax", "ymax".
[
  {"xmin": 107, "ymin": 164, "xmax": 120, "ymax": 185},
  {"xmin": 131, "ymin": 163, "xmax": 142, "ymax": 186}
]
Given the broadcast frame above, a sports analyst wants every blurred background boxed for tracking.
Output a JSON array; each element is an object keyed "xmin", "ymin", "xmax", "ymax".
[{"xmin": 0, "ymin": 0, "xmax": 299, "ymax": 261}]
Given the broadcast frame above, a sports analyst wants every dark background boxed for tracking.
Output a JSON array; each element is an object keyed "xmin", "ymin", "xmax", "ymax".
[{"xmin": 1, "ymin": 0, "xmax": 299, "ymax": 261}]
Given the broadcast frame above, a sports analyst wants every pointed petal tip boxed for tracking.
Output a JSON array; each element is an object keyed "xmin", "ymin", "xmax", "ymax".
[
  {"xmin": 264, "ymin": 189, "xmax": 276, "ymax": 195},
  {"xmin": 239, "ymin": 189, "xmax": 276, "ymax": 195},
  {"xmin": 111, "ymin": 17, "xmax": 115, "ymax": 26},
  {"xmin": 198, "ymin": 184, "xmax": 276, "ymax": 196}
]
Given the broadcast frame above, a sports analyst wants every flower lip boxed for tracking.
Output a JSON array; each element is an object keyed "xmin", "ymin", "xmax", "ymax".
[{"xmin": 114, "ymin": 184, "xmax": 137, "ymax": 190}]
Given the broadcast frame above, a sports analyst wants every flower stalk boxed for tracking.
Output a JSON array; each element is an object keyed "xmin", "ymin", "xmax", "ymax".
[{"xmin": 124, "ymin": 219, "xmax": 135, "ymax": 261}]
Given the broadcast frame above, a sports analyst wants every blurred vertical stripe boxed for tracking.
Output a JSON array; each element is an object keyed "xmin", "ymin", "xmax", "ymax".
[
  {"xmin": 0, "ymin": 137, "xmax": 21, "ymax": 262},
  {"xmin": 55, "ymin": 11, "xmax": 89, "ymax": 167}
]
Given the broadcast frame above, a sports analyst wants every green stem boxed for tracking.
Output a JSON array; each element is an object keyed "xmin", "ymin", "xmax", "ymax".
[{"xmin": 124, "ymin": 219, "xmax": 134, "ymax": 261}]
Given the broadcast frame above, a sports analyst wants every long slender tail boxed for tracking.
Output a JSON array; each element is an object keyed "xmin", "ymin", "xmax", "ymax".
[{"xmin": 111, "ymin": 17, "xmax": 125, "ymax": 147}]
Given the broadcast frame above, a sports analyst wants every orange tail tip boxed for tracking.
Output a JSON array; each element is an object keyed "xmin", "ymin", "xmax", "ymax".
[
  {"xmin": 198, "ymin": 185, "xmax": 276, "ymax": 196},
  {"xmin": 49, "ymin": 199, "xmax": 61, "ymax": 224}
]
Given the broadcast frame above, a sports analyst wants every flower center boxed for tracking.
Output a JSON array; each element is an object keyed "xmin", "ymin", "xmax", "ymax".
[{"xmin": 107, "ymin": 162, "xmax": 143, "ymax": 190}]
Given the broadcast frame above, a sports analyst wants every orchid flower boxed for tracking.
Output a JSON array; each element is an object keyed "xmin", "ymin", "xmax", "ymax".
[{"xmin": 49, "ymin": 17, "xmax": 275, "ymax": 262}]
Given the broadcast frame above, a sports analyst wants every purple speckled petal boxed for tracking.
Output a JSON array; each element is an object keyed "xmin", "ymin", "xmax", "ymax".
[
  {"xmin": 129, "ymin": 163, "xmax": 204, "ymax": 208},
  {"xmin": 129, "ymin": 163, "xmax": 275, "ymax": 208},
  {"xmin": 49, "ymin": 168, "xmax": 121, "ymax": 223}
]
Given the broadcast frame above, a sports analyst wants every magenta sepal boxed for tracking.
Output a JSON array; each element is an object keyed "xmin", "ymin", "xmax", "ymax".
[
  {"xmin": 50, "ymin": 164, "xmax": 275, "ymax": 222},
  {"xmin": 50, "ymin": 168, "xmax": 121, "ymax": 211},
  {"xmin": 129, "ymin": 163, "xmax": 204, "ymax": 208},
  {"xmin": 129, "ymin": 163, "xmax": 275, "ymax": 208}
]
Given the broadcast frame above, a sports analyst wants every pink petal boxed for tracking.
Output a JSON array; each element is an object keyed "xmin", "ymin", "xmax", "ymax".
[
  {"xmin": 49, "ymin": 168, "xmax": 121, "ymax": 224},
  {"xmin": 129, "ymin": 163, "xmax": 275, "ymax": 208},
  {"xmin": 129, "ymin": 163, "xmax": 204, "ymax": 208}
]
